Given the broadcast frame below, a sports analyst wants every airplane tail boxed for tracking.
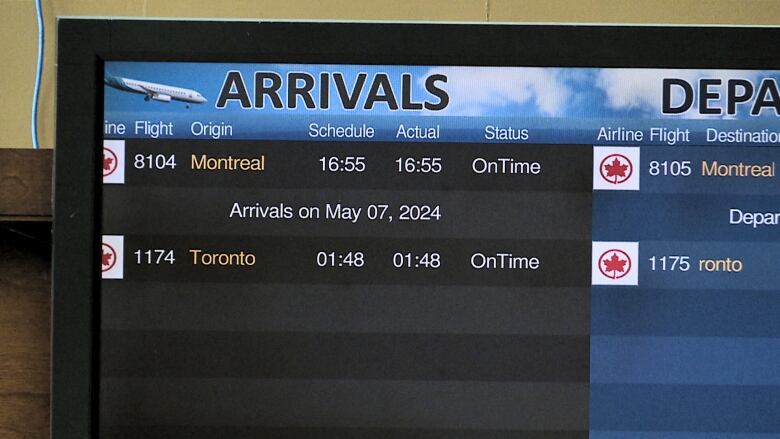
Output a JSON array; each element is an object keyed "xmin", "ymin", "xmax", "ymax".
[{"xmin": 104, "ymin": 72, "xmax": 126, "ymax": 89}]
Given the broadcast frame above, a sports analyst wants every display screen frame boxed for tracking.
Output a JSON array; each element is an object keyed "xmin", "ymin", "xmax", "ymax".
[{"xmin": 53, "ymin": 19, "xmax": 780, "ymax": 438}]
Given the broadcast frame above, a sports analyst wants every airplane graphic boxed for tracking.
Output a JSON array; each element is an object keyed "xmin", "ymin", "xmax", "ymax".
[{"xmin": 104, "ymin": 72, "xmax": 207, "ymax": 108}]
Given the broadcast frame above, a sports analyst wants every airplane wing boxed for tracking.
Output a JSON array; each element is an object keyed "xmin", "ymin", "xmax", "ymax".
[{"xmin": 138, "ymin": 85, "xmax": 172, "ymax": 102}]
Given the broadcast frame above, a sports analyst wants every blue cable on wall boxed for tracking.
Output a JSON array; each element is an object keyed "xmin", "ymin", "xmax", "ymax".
[{"xmin": 32, "ymin": 0, "xmax": 44, "ymax": 150}]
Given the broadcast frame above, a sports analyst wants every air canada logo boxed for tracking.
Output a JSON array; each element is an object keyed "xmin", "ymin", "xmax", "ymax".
[
  {"xmin": 598, "ymin": 248, "xmax": 631, "ymax": 279},
  {"xmin": 103, "ymin": 148, "xmax": 118, "ymax": 177},
  {"xmin": 102, "ymin": 243, "xmax": 117, "ymax": 272},
  {"xmin": 592, "ymin": 241, "xmax": 638, "ymax": 286},
  {"xmin": 101, "ymin": 235, "xmax": 124, "ymax": 279},
  {"xmin": 103, "ymin": 140, "xmax": 125, "ymax": 184},
  {"xmin": 593, "ymin": 147, "xmax": 640, "ymax": 190},
  {"xmin": 600, "ymin": 154, "xmax": 632, "ymax": 185}
]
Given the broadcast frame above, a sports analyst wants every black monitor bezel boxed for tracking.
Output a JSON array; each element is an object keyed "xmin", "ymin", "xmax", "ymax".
[{"xmin": 53, "ymin": 19, "xmax": 780, "ymax": 438}]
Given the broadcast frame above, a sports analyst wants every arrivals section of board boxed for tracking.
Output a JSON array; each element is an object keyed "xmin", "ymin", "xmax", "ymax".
[
  {"xmin": 100, "ymin": 139, "xmax": 592, "ymax": 438},
  {"xmin": 104, "ymin": 140, "xmax": 593, "ymax": 283},
  {"xmin": 100, "ymin": 63, "xmax": 780, "ymax": 439}
]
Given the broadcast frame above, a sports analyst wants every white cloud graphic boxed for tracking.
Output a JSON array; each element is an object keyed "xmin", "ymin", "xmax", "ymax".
[
  {"xmin": 595, "ymin": 69, "xmax": 764, "ymax": 118},
  {"xmin": 422, "ymin": 67, "xmax": 571, "ymax": 116}
]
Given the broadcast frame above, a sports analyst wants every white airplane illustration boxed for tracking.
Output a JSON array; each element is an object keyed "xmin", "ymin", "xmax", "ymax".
[{"xmin": 105, "ymin": 72, "xmax": 207, "ymax": 108}]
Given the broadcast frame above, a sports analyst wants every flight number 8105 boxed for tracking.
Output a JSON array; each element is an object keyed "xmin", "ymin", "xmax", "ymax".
[{"xmin": 648, "ymin": 160, "xmax": 691, "ymax": 176}]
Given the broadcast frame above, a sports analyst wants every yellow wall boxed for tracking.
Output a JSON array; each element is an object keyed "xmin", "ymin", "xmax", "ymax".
[{"xmin": 1, "ymin": 0, "xmax": 779, "ymax": 149}]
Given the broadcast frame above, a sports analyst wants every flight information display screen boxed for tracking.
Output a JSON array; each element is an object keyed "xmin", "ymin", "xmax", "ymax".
[{"xmin": 100, "ymin": 62, "xmax": 780, "ymax": 438}]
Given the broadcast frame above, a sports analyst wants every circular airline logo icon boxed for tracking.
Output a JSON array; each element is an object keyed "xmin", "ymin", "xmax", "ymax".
[
  {"xmin": 103, "ymin": 147, "xmax": 119, "ymax": 177},
  {"xmin": 600, "ymin": 153, "xmax": 633, "ymax": 185},
  {"xmin": 598, "ymin": 248, "xmax": 632, "ymax": 280},
  {"xmin": 102, "ymin": 243, "xmax": 117, "ymax": 272}
]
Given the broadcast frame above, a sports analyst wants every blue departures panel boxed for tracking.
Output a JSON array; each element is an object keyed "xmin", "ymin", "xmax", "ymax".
[{"xmin": 591, "ymin": 144, "xmax": 780, "ymax": 437}]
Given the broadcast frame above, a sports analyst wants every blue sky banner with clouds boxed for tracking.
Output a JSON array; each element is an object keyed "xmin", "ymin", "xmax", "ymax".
[{"xmin": 105, "ymin": 62, "xmax": 780, "ymax": 120}]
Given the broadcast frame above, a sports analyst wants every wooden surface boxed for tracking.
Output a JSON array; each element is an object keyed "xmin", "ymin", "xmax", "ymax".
[
  {"xmin": 0, "ymin": 149, "xmax": 53, "ymax": 221},
  {"xmin": 1, "ymin": 149, "xmax": 53, "ymax": 437},
  {"xmin": 0, "ymin": 223, "xmax": 52, "ymax": 438}
]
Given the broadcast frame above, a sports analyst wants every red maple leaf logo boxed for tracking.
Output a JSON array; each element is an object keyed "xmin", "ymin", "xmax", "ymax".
[
  {"xmin": 102, "ymin": 250, "xmax": 113, "ymax": 267},
  {"xmin": 604, "ymin": 157, "xmax": 628, "ymax": 179},
  {"xmin": 602, "ymin": 252, "xmax": 627, "ymax": 278},
  {"xmin": 103, "ymin": 156, "xmax": 114, "ymax": 171}
]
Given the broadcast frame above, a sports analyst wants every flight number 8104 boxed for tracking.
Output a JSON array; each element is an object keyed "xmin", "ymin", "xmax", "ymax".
[{"xmin": 134, "ymin": 154, "xmax": 177, "ymax": 170}]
